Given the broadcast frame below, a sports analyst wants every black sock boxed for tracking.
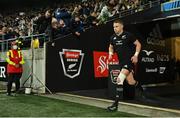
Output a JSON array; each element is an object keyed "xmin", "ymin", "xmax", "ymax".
[
  {"xmin": 135, "ymin": 81, "xmax": 143, "ymax": 92},
  {"xmin": 113, "ymin": 85, "xmax": 122, "ymax": 106},
  {"xmin": 114, "ymin": 95, "xmax": 119, "ymax": 105}
]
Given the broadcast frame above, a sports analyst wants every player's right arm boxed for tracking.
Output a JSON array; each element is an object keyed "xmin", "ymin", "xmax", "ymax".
[{"xmin": 109, "ymin": 44, "xmax": 114, "ymax": 60}]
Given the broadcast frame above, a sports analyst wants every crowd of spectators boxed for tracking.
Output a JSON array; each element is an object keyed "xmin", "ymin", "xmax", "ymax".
[{"xmin": 0, "ymin": 0, "xmax": 167, "ymax": 40}]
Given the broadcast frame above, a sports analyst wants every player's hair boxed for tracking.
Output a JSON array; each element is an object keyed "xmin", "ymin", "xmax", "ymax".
[{"xmin": 113, "ymin": 19, "xmax": 123, "ymax": 25}]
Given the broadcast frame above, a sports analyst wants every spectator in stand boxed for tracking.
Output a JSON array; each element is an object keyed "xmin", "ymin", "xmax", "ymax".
[
  {"xmin": 0, "ymin": 0, "xmax": 152, "ymax": 41},
  {"xmin": 86, "ymin": 12, "xmax": 98, "ymax": 27},
  {"xmin": 78, "ymin": 4, "xmax": 84, "ymax": 16},
  {"xmin": 34, "ymin": 10, "xmax": 52, "ymax": 34},
  {"xmin": 7, "ymin": 27, "xmax": 16, "ymax": 39},
  {"xmin": 71, "ymin": 15, "xmax": 84, "ymax": 37},
  {"xmin": 108, "ymin": 0, "xmax": 120, "ymax": 15},
  {"xmin": 82, "ymin": 2, "xmax": 91, "ymax": 17},
  {"xmin": 51, "ymin": 18, "xmax": 71, "ymax": 39},
  {"xmin": 1, "ymin": 26, "xmax": 11, "ymax": 40},
  {"xmin": 13, "ymin": 28, "xmax": 20, "ymax": 38},
  {"xmin": 72, "ymin": 5, "xmax": 80, "ymax": 17},
  {"xmin": 58, "ymin": 19, "xmax": 71, "ymax": 36},
  {"xmin": 51, "ymin": 17, "xmax": 59, "ymax": 40},
  {"xmin": 55, "ymin": 7, "xmax": 72, "ymax": 27},
  {"xmin": 97, "ymin": 2, "xmax": 115, "ymax": 24}
]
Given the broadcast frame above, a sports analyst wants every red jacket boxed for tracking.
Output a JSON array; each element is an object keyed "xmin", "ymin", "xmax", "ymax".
[{"xmin": 6, "ymin": 49, "xmax": 25, "ymax": 73}]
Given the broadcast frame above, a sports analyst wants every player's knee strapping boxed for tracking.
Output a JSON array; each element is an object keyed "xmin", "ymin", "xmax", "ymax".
[{"xmin": 117, "ymin": 73, "xmax": 126, "ymax": 85}]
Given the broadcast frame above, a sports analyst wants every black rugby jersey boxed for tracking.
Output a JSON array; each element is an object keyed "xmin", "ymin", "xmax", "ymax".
[{"xmin": 110, "ymin": 31, "xmax": 136, "ymax": 63}]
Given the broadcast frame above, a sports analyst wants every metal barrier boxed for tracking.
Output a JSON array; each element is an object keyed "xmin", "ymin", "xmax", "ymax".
[
  {"xmin": 119, "ymin": 0, "xmax": 161, "ymax": 18},
  {"xmin": 0, "ymin": 33, "xmax": 48, "ymax": 52}
]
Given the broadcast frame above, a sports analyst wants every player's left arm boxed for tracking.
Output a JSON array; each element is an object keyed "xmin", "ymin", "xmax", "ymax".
[{"xmin": 131, "ymin": 39, "xmax": 141, "ymax": 64}]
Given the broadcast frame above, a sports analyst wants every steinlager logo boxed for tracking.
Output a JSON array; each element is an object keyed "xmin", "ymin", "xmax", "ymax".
[{"xmin": 59, "ymin": 49, "xmax": 84, "ymax": 78}]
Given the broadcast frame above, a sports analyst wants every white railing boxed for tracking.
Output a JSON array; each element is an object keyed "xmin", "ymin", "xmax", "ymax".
[{"xmin": 0, "ymin": 33, "xmax": 48, "ymax": 52}]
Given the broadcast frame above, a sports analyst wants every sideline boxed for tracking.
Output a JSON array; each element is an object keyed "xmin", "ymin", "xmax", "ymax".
[{"xmin": 41, "ymin": 92, "xmax": 180, "ymax": 117}]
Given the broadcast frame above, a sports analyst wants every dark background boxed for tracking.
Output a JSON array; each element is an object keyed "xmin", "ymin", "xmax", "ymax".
[{"xmin": 45, "ymin": 17, "xmax": 178, "ymax": 92}]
